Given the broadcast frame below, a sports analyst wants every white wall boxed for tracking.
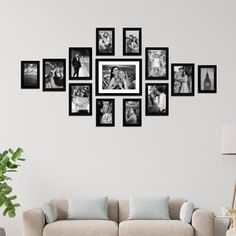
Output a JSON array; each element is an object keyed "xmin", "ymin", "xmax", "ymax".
[{"xmin": 0, "ymin": 0, "xmax": 236, "ymax": 235}]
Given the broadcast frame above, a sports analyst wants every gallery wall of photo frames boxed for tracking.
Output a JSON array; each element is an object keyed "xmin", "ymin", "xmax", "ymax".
[{"xmin": 21, "ymin": 27, "xmax": 217, "ymax": 127}]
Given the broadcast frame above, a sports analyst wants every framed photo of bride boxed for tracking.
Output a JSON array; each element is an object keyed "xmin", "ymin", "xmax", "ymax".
[
  {"xmin": 95, "ymin": 58, "xmax": 142, "ymax": 96},
  {"xmin": 145, "ymin": 47, "xmax": 169, "ymax": 80},
  {"xmin": 171, "ymin": 63, "xmax": 195, "ymax": 96}
]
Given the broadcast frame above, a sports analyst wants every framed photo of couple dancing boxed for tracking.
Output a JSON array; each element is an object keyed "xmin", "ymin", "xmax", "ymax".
[{"xmin": 42, "ymin": 59, "xmax": 66, "ymax": 92}]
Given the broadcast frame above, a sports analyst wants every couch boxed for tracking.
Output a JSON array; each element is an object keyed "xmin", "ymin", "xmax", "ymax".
[{"xmin": 23, "ymin": 197, "xmax": 215, "ymax": 236}]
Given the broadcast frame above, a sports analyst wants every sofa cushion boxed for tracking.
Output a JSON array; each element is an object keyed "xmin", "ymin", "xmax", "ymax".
[
  {"xmin": 43, "ymin": 220, "xmax": 118, "ymax": 236},
  {"xmin": 68, "ymin": 197, "xmax": 108, "ymax": 220},
  {"xmin": 180, "ymin": 202, "xmax": 194, "ymax": 224},
  {"xmin": 128, "ymin": 196, "xmax": 170, "ymax": 220},
  {"xmin": 43, "ymin": 202, "xmax": 57, "ymax": 224},
  {"xmin": 119, "ymin": 220, "xmax": 194, "ymax": 236}
]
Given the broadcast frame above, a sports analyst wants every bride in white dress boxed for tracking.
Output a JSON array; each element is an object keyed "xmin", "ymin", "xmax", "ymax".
[{"xmin": 180, "ymin": 71, "xmax": 190, "ymax": 93}]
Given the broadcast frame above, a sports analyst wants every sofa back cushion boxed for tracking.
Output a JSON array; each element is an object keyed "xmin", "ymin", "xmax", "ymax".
[
  {"xmin": 51, "ymin": 198, "xmax": 119, "ymax": 222},
  {"xmin": 119, "ymin": 197, "xmax": 187, "ymax": 222},
  {"xmin": 128, "ymin": 196, "xmax": 170, "ymax": 220},
  {"xmin": 67, "ymin": 197, "xmax": 108, "ymax": 220}
]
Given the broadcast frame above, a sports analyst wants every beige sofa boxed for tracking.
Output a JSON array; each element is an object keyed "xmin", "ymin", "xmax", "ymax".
[{"xmin": 23, "ymin": 198, "xmax": 215, "ymax": 236}]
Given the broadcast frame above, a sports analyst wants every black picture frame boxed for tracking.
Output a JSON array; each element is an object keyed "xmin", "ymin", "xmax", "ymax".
[
  {"xmin": 21, "ymin": 61, "xmax": 40, "ymax": 89},
  {"xmin": 171, "ymin": 63, "xmax": 195, "ymax": 96},
  {"xmin": 96, "ymin": 58, "xmax": 142, "ymax": 96},
  {"xmin": 43, "ymin": 59, "xmax": 66, "ymax": 92},
  {"xmin": 198, "ymin": 65, "xmax": 217, "ymax": 93},
  {"xmin": 123, "ymin": 99, "xmax": 142, "ymax": 127},
  {"xmin": 69, "ymin": 47, "xmax": 92, "ymax": 80},
  {"xmin": 145, "ymin": 83, "xmax": 169, "ymax": 116},
  {"xmin": 96, "ymin": 28, "xmax": 115, "ymax": 56},
  {"xmin": 96, "ymin": 99, "xmax": 115, "ymax": 127},
  {"xmin": 123, "ymin": 27, "xmax": 142, "ymax": 56},
  {"xmin": 145, "ymin": 47, "xmax": 169, "ymax": 80},
  {"xmin": 69, "ymin": 83, "xmax": 92, "ymax": 116}
]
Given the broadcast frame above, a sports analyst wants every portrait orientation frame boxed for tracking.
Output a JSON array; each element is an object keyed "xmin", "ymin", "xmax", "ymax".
[
  {"xmin": 95, "ymin": 58, "xmax": 142, "ymax": 96},
  {"xmin": 69, "ymin": 47, "xmax": 92, "ymax": 80},
  {"xmin": 21, "ymin": 60, "xmax": 40, "ymax": 89},
  {"xmin": 123, "ymin": 27, "xmax": 142, "ymax": 56},
  {"xmin": 145, "ymin": 47, "xmax": 169, "ymax": 80},
  {"xmin": 171, "ymin": 63, "xmax": 195, "ymax": 96},
  {"xmin": 42, "ymin": 58, "xmax": 66, "ymax": 92},
  {"xmin": 96, "ymin": 28, "xmax": 115, "ymax": 56},
  {"xmin": 198, "ymin": 65, "xmax": 217, "ymax": 94},
  {"xmin": 123, "ymin": 98, "xmax": 142, "ymax": 127},
  {"xmin": 145, "ymin": 83, "xmax": 169, "ymax": 116},
  {"xmin": 69, "ymin": 83, "xmax": 92, "ymax": 116},
  {"xmin": 96, "ymin": 98, "xmax": 115, "ymax": 127}
]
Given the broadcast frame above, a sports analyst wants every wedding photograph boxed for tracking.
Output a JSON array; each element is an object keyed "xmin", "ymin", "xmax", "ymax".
[
  {"xmin": 43, "ymin": 59, "xmax": 66, "ymax": 91},
  {"xmin": 146, "ymin": 47, "xmax": 169, "ymax": 80},
  {"xmin": 123, "ymin": 27, "xmax": 142, "ymax": 56},
  {"xmin": 146, "ymin": 83, "xmax": 169, "ymax": 116},
  {"xmin": 69, "ymin": 47, "xmax": 92, "ymax": 80},
  {"xmin": 171, "ymin": 63, "xmax": 195, "ymax": 96},
  {"xmin": 21, "ymin": 61, "xmax": 40, "ymax": 89},
  {"xmin": 96, "ymin": 59, "xmax": 142, "ymax": 96},
  {"xmin": 69, "ymin": 83, "xmax": 92, "ymax": 116},
  {"xmin": 198, "ymin": 65, "xmax": 217, "ymax": 93},
  {"xmin": 96, "ymin": 28, "xmax": 115, "ymax": 56},
  {"xmin": 96, "ymin": 99, "xmax": 115, "ymax": 127},
  {"xmin": 123, "ymin": 99, "xmax": 142, "ymax": 127}
]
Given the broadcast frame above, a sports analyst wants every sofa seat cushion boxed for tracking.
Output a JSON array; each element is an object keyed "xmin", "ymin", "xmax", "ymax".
[
  {"xmin": 119, "ymin": 220, "xmax": 194, "ymax": 236},
  {"xmin": 43, "ymin": 220, "xmax": 118, "ymax": 236}
]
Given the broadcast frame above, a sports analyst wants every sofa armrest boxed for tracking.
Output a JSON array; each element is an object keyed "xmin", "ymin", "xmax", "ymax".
[
  {"xmin": 23, "ymin": 208, "xmax": 45, "ymax": 236},
  {"xmin": 191, "ymin": 209, "xmax": 215, "ymax": 236}
]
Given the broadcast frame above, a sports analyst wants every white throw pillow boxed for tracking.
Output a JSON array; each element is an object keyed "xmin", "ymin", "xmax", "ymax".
[
  {"xmin": 128, "ymin": 196, "xmax": 170, "ymax": 220},
  {"xmin": 67, "ymin": 197, "xmax": 108, "ymax": 220},
  {"xmin": 180, "ymin": 202, "xmax": 194, "ymax": 224},
  {"xmin": 43, "ymin": 202, "xmax": 57, "ymax": 224}
]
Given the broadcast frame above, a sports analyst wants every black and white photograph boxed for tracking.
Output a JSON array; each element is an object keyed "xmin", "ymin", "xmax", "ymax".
[
  {"xmin": 69, "ymin": 47, "xmax": 92, "ymax": 80},
  {"xmin": 21, "ymin": 61, "xmax": 40, "ymax": 89},
  {"xmin": 96, "ymin": 28, "xmax": 115, "ymax": 56},
  {"xmin": 123, "ymin": 28, "xmax": 142, "ymax": 56},
  {"xmin": 69, "ymin": 83, "xmax": 92, "ymax": 116},
  {"xmin": 96, "ymin": 59, "xmax": 142, "ymax": 96},
  {"xmin": 171, "ymin": 63, "xmax": 194, "ymax": 96},
  {"xmin": 96, "ymin": 99, "xmax": 115, "ymax": 127},
  {"xmin": 198, "ymin": 65, "xmax": 217, "ymax": 93},
  {"xmin": 146, "ymin": 83, "xmax": 169, "ymax": 116},
  {"xmin": 43, "ymin": 59, "xmax": 66, "ymax": 91},
  {"xmin": 123, "ymin": 99, "xmax": 142, "ymax": 127},
  {"xmin": 146, "ymin": 47, "xmax": 169, "ymax": 80}
]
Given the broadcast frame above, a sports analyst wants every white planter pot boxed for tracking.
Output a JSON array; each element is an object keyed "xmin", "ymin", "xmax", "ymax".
[{"xmin": 0, "ymin": 228, "xmax": 6, "ymax": 236}]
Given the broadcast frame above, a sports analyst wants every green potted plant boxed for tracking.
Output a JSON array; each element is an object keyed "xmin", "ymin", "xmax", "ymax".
[{"xmin": 0, "ymin": 148, "xmax": 25, "ymax": 236}]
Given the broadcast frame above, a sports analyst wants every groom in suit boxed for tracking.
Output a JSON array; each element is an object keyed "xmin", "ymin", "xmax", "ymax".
[{"xmin": 72, "ymin": 52, "xmax": 81, "ymax": 77}]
